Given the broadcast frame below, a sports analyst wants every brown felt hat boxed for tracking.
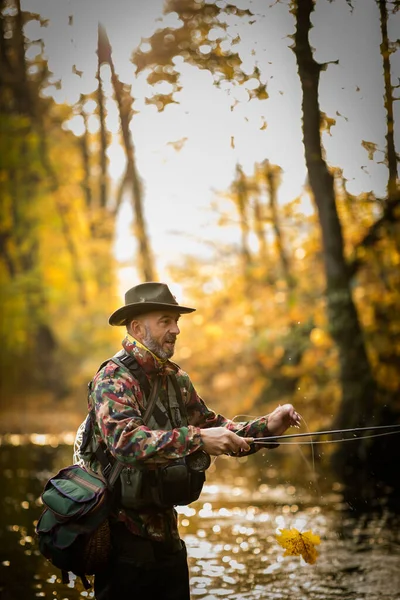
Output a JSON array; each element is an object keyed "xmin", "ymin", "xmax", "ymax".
[{"xmin": 109, "ymin": 282, "xmax": 196, "ymax": 326}]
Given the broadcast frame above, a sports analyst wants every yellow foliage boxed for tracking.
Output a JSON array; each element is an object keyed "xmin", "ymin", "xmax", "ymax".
[
  {"xmin": 275, "ymin": 528, "xmax": 321, "ymax": 564},
  {"xmin": 310, "ymin": 327, "xmax": 331, "ymax": 348}
]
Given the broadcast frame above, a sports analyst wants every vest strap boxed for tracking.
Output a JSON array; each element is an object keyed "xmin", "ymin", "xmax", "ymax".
[{"xmin": 112, "ymin": 353, "xmax": 168, "ymax": 427}]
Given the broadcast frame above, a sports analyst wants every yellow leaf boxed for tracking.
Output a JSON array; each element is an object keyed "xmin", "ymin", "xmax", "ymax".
[{"xmin": 275, "ymin": 528, "xmax": 321, "ymax": 564}]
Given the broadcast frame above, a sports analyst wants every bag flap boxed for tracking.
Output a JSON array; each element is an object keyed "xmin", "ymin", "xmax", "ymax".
[
  {"xmin": 36, "ymin": 508, "xmax": 58, "ymax": 533},
  {"xmin": 57, "ymin": 465, "xmax": 106, "ymax": 496},
  {"xmin": 41, "ymin": 465, "xmax": 106, "ymax": 517},
  {"xmin": 41, "ymin": 487, "xmax": 91, "ymax": 518}
]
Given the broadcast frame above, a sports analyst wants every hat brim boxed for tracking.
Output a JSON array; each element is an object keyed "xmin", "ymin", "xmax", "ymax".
[{"xmin": 109, "ymin": 302, "xmax": 196, "ymax": 326}]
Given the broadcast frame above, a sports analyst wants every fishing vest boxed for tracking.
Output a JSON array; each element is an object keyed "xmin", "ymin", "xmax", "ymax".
[{"xmin": 81, "ymin": 351, "xmax": 208, "ymax": 509}]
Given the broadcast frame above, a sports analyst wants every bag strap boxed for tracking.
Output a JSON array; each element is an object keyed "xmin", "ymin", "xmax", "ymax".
[
  {"xmin": 168, "ymin": 374, "xmax": 188, "ymax": 426},
  {"xmin": 93, "ymin": 358, "xmax": 163, "ymax": 486},
  {"xmin": 111, "ymin": 353, "xmax": 168, "ymax": 427},
  {"xmin": 112, "ymin": 351, "xmax": 151, "ymax": 398}
]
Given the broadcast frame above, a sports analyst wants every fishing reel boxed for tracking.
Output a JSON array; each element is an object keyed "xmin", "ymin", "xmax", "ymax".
[{"xmin": 186, "ymin": 449, "xmax": 211, "ymax": 472}]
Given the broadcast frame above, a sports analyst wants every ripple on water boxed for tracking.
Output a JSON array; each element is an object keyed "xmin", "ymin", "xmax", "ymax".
[{"xmin": 2, "ymin": 444, "xmax": 400, "ymax": 600}]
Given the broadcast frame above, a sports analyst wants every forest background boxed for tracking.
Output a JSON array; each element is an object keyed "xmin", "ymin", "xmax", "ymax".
[{"xmin": 0, "ymin": 0, "xmax": 399, "ymax": 508}]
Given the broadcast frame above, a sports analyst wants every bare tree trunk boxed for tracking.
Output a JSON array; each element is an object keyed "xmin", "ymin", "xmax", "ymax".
[
  {"xmin": 378, "ymin": 0, "xmax": 398, "ymax": 202},
  {"xmin": 263, "ymin": 160, "xmax": 294, "ymax": 289},
  {"xmin": 13, "ymin": 0, "xmax": 32, "ymax": 115},
  {"xmin": 98, "ymin": 24, "xmax": 156, "ymax": 281},
  {"xmin": 96, "ymin": 31, "xmax": 108, "ymax": 211},
  {"xmin": 77, "ymin": 96, "xmax": 93, "ymax": 210},
  {"xmin": 293, "ymin": 0, "xmax": 377, "ymax": 501},
  {"xmin": 347, "ymin": 0, "xmax": 399, "ymax": 277},
  {"xmin": 234, "ymin": 164, "xmax": 252, "ymax": 277},
  {"xmin": 252, "ymin": 191, "xmax": 268, "ymax": 264},
  {"xmin": 113, "ymin": 167, "xmax": 130, "ymax": 218}
]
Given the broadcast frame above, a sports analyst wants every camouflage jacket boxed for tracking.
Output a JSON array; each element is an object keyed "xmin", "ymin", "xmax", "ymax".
[{"xmin": 87, "ymin": 335, "xmax": 273, "ymax": 543}]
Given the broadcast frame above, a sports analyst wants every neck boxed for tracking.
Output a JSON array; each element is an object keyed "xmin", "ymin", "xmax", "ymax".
[{"xmin": 126, "ymin": 333, "xmax": 167, "ymax": 364}]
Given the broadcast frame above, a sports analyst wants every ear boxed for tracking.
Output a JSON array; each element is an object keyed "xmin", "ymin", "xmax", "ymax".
[{"xmin": 129, "ymin": 318, "xmax": 145, "ymax": 341}]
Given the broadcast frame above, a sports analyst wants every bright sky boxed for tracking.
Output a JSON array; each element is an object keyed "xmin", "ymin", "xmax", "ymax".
[{"xmin": 22, "ymin": 0, "xmax": 399, "ymax": 298}]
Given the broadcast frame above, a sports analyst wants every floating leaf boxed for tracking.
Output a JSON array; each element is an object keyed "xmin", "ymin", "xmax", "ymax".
[
  {"xmin": 249, "ymin": 83, "xmax": 269, "ymax": 100},
  {"xmin": 275, "ymin": 528, "xmax": 321, "ymax": 564},
  {"xmin": 166, "ymin": 137, "xmax": 188, "ymax": 152},
  {"xmin": 361, "ymin": 140, "xmax": 378, "ymax": 161}
]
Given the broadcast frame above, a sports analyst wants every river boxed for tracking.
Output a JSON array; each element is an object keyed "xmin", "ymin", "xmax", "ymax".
[{"xmin": 1, "ymin": 435, "xmax": 400, "ymax": 600}]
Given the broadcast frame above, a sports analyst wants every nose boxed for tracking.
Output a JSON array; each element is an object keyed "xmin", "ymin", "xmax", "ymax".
[{"xmin": 170, "ymin": 322, "xmax": 180, "ymax": 335}]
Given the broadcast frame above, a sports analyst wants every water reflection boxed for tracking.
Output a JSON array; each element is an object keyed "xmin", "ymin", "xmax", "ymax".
[{"xmin": 1, "ymin": 440, "xmax": 400, "ymax": 600}]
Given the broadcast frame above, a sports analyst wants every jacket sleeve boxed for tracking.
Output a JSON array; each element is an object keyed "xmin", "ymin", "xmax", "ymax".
[
  {"xmin": 182, "ymin": 373, "xmax": 275, "ymax": 442},
  {"xmin": 91, "ymin": 363, "xmax": 203, "ymax": 464}
]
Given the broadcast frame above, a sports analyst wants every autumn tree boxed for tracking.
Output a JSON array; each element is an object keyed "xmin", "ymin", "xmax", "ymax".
[
  {"xmin": 0, "ymin": 0, "xmax": 67, "ymax": 396},
  {"xmin": 293, "ymin": 0, "xmax": 399, "ymax": 506}
]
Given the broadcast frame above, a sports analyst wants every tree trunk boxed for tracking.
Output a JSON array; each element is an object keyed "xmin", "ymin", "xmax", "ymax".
[
  {"xmin": 347, "ymin": 0, "xmax": 399, "ymax": 277},
  {"xmin": 263, "ymin": 160, "xmax": 294, "ymax": 289},
  {"xmin": 252, "ymin": 191, "xmax": 268, "ymax": 264},
  {"xmin": 293, "ymin": 0, "xmax": 378, "ymax": 503},
  {"xmin": 378, "ymin": 0, "xmax": 398, "ymax": 202},
  {"xmin": 98, "ymin": 24, "xmax": 156, "ymax": 281},
  {"xmin": 96, "ymin": 31, "xmax": 108, "ymax": 211},
  {"xmin": 234, "ymin": 164, "xmax": 252, "ymax": 278},
  {"xmin": 13, "ymin": 0, "xmax": 32, "ymax": 115},
  {"xmin": 77, "ymin": 96, "xmax": 93, "ymax": 210}
]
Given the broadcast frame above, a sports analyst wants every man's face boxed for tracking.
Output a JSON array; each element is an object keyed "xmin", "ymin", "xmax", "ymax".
[{"xmin": 136, "ymin": 311, "xmax": 181, "ymax": 360}]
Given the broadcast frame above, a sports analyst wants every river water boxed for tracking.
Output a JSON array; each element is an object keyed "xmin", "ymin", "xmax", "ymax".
[{"xmin": 1, "ymin": 435, "xmax": 400, "ymax": 600}]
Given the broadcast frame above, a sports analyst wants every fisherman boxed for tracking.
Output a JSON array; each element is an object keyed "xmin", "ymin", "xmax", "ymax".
[{"xmin": 76, "ymin": 282, "xmax": 301, "ymax": 600}]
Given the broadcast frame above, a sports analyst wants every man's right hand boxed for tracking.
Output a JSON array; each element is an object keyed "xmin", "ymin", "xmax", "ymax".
[{"xmin": 200, "ymin": 427, "xmax": 252, "ymax": 456}]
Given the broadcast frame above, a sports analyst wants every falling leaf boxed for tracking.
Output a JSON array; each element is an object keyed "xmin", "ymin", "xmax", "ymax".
[
  {"xmin": 335, "ymin": 110, "xmax": 348, "ymax": 122},
  {"xmin": 230, "ymin": 136, "xmax": 235, "ymax": 149},
  {"xmin": 275, "ymin": 528, "xmax": 321, "ymax": 564},
  {"xmin": 260, "ymin": 118, "xmax": 268, "ymax": 130},
  {"xmin": 166, "ymin": 137, "xmax": 188, "ymax": 152},
  {"xmin": 361, "ymin": 140, "xmax": 378, "ymax": 161},
  {"xmin": 72, "ymin": 65, "xmax": 83, "ymax": 77},
  {"xmin": 249, "ymin": 83, "xmax": 269, "ymax": 100}
]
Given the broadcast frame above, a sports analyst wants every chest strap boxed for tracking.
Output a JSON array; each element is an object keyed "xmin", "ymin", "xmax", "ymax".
[{"xmin": 112, "ymin": 352, "xmax": 168, "ymax": 427}]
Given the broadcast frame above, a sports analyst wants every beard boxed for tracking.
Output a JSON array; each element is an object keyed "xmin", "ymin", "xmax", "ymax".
[{"xmin": 142, "ymin": 325, "xmax": 176, "ymax": 360}]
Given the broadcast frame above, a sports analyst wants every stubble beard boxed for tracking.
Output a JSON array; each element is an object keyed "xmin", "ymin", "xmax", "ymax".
[{"xmin": 143, "ymin": 325, "xmax": 176, "ymax": 360}]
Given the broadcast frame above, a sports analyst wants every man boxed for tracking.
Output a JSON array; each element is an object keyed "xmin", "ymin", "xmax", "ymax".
[{"xmin": 78, "ymin": 282, "xmax": 300, "ymax": 600}]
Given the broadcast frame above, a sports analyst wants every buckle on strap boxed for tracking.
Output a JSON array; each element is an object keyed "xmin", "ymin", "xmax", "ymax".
[{"xmin": 102, "ymin": 462, "xmax": 113, "ymax": 479}]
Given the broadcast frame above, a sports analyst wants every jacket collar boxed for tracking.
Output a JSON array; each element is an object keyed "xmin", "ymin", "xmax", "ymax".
[{"xmin": 122, "ymin": 334, "xmax": 177, "ymax": 375}]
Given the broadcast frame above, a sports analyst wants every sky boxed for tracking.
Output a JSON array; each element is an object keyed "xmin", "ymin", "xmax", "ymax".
[{"xmin": 22, "ymin": 0, "xmax": 400, "ymax": 299}]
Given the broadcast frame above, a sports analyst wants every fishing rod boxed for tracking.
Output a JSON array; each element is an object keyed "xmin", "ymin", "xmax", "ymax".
[{"xmin": 251, "ymin": 423, "xmax": 400, "ymax": 444}]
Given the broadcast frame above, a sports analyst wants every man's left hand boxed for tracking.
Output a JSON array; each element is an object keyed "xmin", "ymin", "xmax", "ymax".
[{"xmin": 267, "ymin": 404, "xmax": 301, "ymax": 437}]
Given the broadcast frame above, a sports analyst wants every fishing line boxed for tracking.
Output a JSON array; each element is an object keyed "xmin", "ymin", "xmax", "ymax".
[
  {"xmin": 253, "ymin": 430, "xmax": 400, "ymax": 445},
  {"xmin": 297, "ymin": 414, "xmax": 316, "ymax": 474},
  {"xmin": 253, "ymin": 423, "xmax": 400, "ymax": 443}
]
